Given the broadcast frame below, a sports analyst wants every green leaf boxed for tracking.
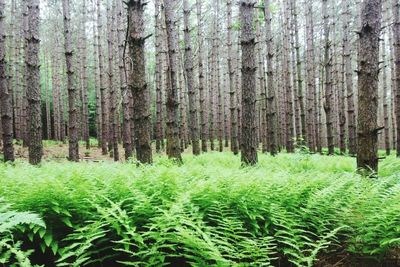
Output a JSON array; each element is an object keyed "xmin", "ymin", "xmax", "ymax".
[
  {"xmin": 61, "ymin": 217, "xmax": 73, "ymax": 227},
  {"xmin": 39, "ymin": 228, "xmax": 46, "ymax": 238},
  {"xmin": 44, "ymin": 233, "xmax": 53, "ymax": 247},
  {"xmin": 51, "ymin": 242, "xmax": 59, "ymax": 255}
]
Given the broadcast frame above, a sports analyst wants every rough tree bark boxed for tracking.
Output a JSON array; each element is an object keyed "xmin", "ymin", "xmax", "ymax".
[
  {"xmin": 264, "ymin": 0, "xmax": 277, "ymax": 156},
  {"xmin": 0, "ymin": 0, "xmax": 14, "ymax": 162},
  {"xmin": 357, "ymin": 0, "xmax": 382, "ymax": 173},
  {"xmin": 196, "ymin": 0, "xmax": 208, "ymax": 153},
  {"xmin": 322, "ymin": 0, "xmax": 334, "ymax": 155},
  {"xmin": 128, "ymin": 0, "xmax": 153, "ymax": 164},
  {"xmin": 227, "ymin": 0, "xmax": 238, "ymax": 155},
  {"xmin": 63, "ymin": 0, "xmax": 79, "ymax": 162},
  {"xmin": 305, "ymin": 0, "xmax": 316, "ymax": 152},
  {"xmin": 154, "ymin": 0, "xmax": 163, "ymax": 154},
  {"xmin": 343, "ymin": 1, "xmax": 357, "ymax": 156},
  {"xmin": 26, "ymin": 0, "xmax": 42, "ymax": 165},
  {"xmin": 107, "ymin": 0, "xmax": 119, "ymax": 161},
  {"xmin": 117, "ymin": 0, "xmax": 133, "ymax": 159},
  {"xmin": 97, "ymin": 0, "xmax": 108, "ymax": 155},
  {"xmin": 163, "ymin": 0, "xmax": 182, "ymax": 162},
  {"xmin": 240, "ymin": 0, "xmax": 258, "ymax": 165},
  {"xmin": 183, "ymin": 0, "xmax": 200, "ymax": 155},
  {"xmin": 393, "ymin": 0, "xmax": 400, "ymax": 156}
]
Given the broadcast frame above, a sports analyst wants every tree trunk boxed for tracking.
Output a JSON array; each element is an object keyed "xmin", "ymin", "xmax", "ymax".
[
  {"xmin": 357, "ymin": 0, "xmax": 382, "ymax": 173},
  {"xmin": 97, "ymin": 0, "xmax": 108, "ymax": 155},
  {"xmin": 62, "ymin": 0, "xmax": 79, "ymax": 162},
  {"xmin": 393, "ymin": 0, "xmax": 400, "ymax": 156},
  {"xmin": 80, "ymin": 0, "xmax": 90, "ymax": 150},
  {"xmin": 107, "ymin": 0, "xmax": 119, "ymax": 161},
  {"xmin": 240, "ymin": 0, "xmax": 258, "ymax": 165},
  {"xmin": 117, "ymin": 0, "xmax": 132, "ymax": 160},
  {"xmin": 305, "ymin": 0, "xmax": 316, "ymax": 152},
  {"xmin": 128, "ymin": 0, "xmax": 153, "ymax": 164},
  {"xmin": 26, "ymin": 0, "xmax": 42, "ymax": 165},
  {"xmin": 226, "ymin": 0, "xmax": 238, "ymax": 155},
  {"xmin": 343, "ymin": 2, "xmax": 357, "ymax": 156},
  {"xmin": 264, "ymin": 0, "xmax": 277, "ymax": 156},
  {"xmin": 0, "ymin": 0, "xmax": 14, "ymax": 162},
  {"xmin": 322, "ymin": 0, "xmax": 334, "ymax": 155},
  {"xmin": 154, "ymin": 0, "xmax": 163, "ymax": 154},
  {"xmin": 196, "ymin": 0, "xmax": 208, "ymax": 153},
  {"xmin": 183, "ymin": 0, "xmax": 200, "ymax": 155}
]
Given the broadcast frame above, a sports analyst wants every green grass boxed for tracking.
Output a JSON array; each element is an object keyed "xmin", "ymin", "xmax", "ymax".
[{"xmin": 0, "ymin": 152, "xmax": 399, "ymax": 266}]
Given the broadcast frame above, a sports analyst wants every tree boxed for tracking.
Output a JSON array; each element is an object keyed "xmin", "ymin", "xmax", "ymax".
[
  {"xmin": 196, "ymin": 0, "xmax": 208, "ymax": 153},
  {"xmin": 97, "ymin": 0, "xmax": 108, "ymax": 155},
  {"xmin": 107, "ymin": 0, "xmax": 118, "ymax": 161},
  {"xmin": 264, "ymin": 0, "xmax": 277, "ymax": 156},
  {"xmin": 26, "ymin": 0, "xmax": 42, "ymax": 165},
  {"xmin": 183, "ymin": 0, "xmax": 200, "ymax": 155},
  {"xmin": 117, "ymin": 0, "xmax": 133, "ymax": 159},
  {"xmin": 227, "ymin": 0, "xmax": 238, "ymax": 155},
  {"xmin": 127, "ymin": 0, "xmax": 153, "ymax": 164},
  {"xmin": 240, "ymin": 0, "xmax": 257, "ymax": 165},
  {"xmin": 357, "ymin": 0, "xmax": 382, "ymax": 173},
  {"xmin": 62, "ymin": 0, "xmax": 79, "ymax": 162},
  {"xmin": 164, "ymin": 0, "xmax": 182, "ymax": 162},
  {"xmin": 0, "ymin": 0, "xmax": 14, "ymax": 162},
  {"xmin": 305, "ymin": 0, "xmax": 316, "ymax": 152},
  {"xmin": 322, "ymin": 0, "xmax": 334, "ymax": 155},
  {"xmin": 393, "ymin": 0, "xmax": 400, "ymax": 156},
  {"xmin": 154, "ymin": 0, "xmax": 163, "ymax": 154}
]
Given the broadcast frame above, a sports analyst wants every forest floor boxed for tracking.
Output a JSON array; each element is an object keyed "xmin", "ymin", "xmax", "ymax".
[{"xmin": 1, "ymin": 146, "xmax": 400, "ymax": 266}]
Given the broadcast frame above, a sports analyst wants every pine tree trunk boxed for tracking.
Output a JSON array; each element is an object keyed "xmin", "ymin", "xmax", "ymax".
[
  {"xmin": 127, "ymin": 0, "xmax": 153, "ymax": 164},
  {"xmin": 393, "ymin": 0, "xmax": 400, "ymax": 156},
  {"xmin": 342, "ymin": 2, "xmax": 357, "ymax": 156},
  {"xmin": 305, "ymin": 0, "xmax": 316, "ymax": 152},
  {"xmin": 264, "ymin": 0, "xmax": 277, "ymax": 156},
  {"xmin": 226, "ymin": 0, "xmax": 238, "ymax": 155},
  {"xmin": 26, "ymin": 0, "xmax": 42, "ymax": 164},
  {"xmin": 154, "ymin": 0, "xmax": 163, "ymax": 154},
  {"xmin": 357, "ymin": 0, "xmax": 382, "ymax": 173},
  {"xmin": 240, "ymin": 0, "xmax": 258, "ymax": 165},
  {"xmin": 62, "ymin": 0, "xmax": 79, "ymax": 162},
  {"xmin": 107, "ymin": 0, "xmax": 119, "ymax": 161},
  {"xmin": 283, "ymin": 0, "xmax": 294, "ymax": 153},
  {"xmin": 80, "ymin": 0, "xmax": 90, "ymax": 150},
  {"xmin": 0, "ymin": 0, "xmax": 15, "ymax": 162},
  {"xmin": 183, "ymin": 0, "xmax": 200, "ymax": 155},
  {"xmin": 97, "ymin": 0, "xmax": 108, "ymax": 155},
  {"xmin": 322, "ymin": 0, "xmax": 334, "ymax": 155},
  {"xmin": 196, "ymin": 0, "xmax": 208, "ymax": 153},
  {"xmin": 117, "ymin": 0, "xmax": 132, "ymax": 160}
]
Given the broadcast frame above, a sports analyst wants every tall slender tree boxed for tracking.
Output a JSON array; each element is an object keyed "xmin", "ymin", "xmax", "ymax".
[
  {"xmin": 63, "ymin": 0, "xmax": 79, "ymax": 162},
  {"xmin": 357, "ymin": 0, "xmax": 382, "ymax": 173},
  {"xmin": 128, "ymin": 0, "xmax": 153, "ymax": 164},
  {"xmin": 240, "ymin": 0, "xmax": 257, "ymax": 165},
  {"xmin": 0, "ymin": 0, "xmax": 14, "ymax": 162},
  {"xmin": 393, "ymin": 0, "xmax": 400, "ymax": 156},
  {"xmin": 97, "ymin": 0, "xmax": 108, "ymax": 155},
  {"xmin": 183, "ymin": 0, "xmax": 200, "ymax": 155},
  {"xmin": 264, "ymin": 0, "xmax": 277, "ymax": 156},
  {"xmin": 196, "ymin": 0, "xmax": 208, "ymax": 153},
  {"xmin": 322, "ymin": 0, "xmax": 334, "ymax": 155},
  {"xmin": 26, "ymin": 0, "xmax": 42, "ymax": 165},
  {"xmin": 107, "ymin": 0, "xmax": 118, "ymax": 161}
]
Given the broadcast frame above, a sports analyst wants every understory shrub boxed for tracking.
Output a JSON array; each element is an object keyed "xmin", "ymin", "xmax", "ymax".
[{"xmin": 0, "ymin": 152, "xmax": 399, "ymax": 266}]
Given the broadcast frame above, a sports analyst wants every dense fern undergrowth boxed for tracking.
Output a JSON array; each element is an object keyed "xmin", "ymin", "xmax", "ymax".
[{"xmin": 1, "ymin": 152, "xmax": 399, "ymax": 266}]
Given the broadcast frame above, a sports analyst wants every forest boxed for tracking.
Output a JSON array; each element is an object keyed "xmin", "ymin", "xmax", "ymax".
[{"xmin": 0, "ymin": 0, "xmax": 400, "ymax": 266}]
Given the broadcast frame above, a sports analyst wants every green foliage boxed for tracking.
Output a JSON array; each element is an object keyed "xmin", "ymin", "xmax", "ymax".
[
  {"xmin": 0, "ymin": 198, "xmax": 45, "ymax": 267},
  {"xmin": 0, "ymin": 153, "xmax": 399, "ymax": 266}
]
